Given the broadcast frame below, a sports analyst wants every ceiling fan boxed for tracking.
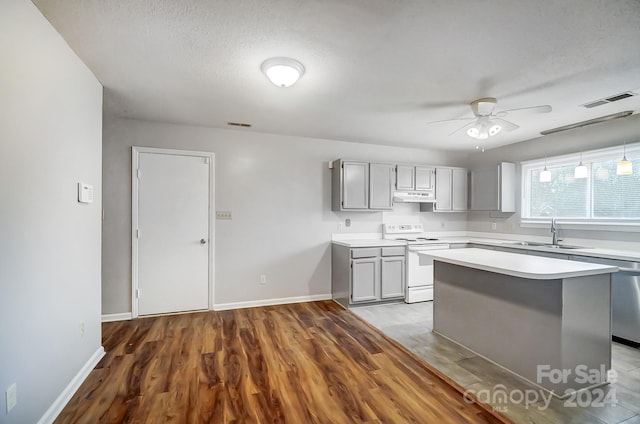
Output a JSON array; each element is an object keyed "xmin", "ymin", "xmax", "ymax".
[{"xmin": 430, "ymin": 97, "xmax": 552, "ymax": 140}]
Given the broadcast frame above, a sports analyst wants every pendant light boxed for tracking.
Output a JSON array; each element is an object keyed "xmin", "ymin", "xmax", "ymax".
[
  {"xmin": 616, "ymin": 142, "xmax": 633, "ymax": 175},
  {"xmin": 539, "ymin": 156, "xmax": 551, "ymax": 182},
  {"xmin": 574, "ymin": 152, "xmax": 588, "ymax": 179}
]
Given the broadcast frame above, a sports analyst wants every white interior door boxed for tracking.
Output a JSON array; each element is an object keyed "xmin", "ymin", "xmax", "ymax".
[{"xmin": 135, "ymin": 150, "xmax": 211, "ymax": 316}]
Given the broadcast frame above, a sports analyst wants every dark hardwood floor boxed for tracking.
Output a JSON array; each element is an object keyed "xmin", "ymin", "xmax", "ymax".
[{"xmin": 55, "ymin": 301, "xmax": 507, "ymax": 423}]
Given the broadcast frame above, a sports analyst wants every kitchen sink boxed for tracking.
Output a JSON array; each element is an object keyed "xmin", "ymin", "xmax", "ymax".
[
  {"xmin": 504, "ymin": 241, "xmax": 583, "ymax": 249},
  {"xmin": 505, "ymin": 241, "xmax": 548, "ymax": 247},
  {"xmin": 543, "ymin": 244, "xmax": 583, "ymax": 249}
]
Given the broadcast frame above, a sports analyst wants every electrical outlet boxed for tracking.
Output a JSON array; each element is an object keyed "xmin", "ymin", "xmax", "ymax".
[
  {"xmin": 216, "ymin": 211, "xmax": 232, "ymax": 220},
  {"xmin": 491, "ymin": 222, "xmax": 497, "ymax": 230},
  {"xmin": 440, "ymin": 222, "xmax": 445, "ymax": 229},
  {"xmin": 79, "ymin": 322, "xmax": 85, "ymax": 338},
  {"xmin": 6, "ymin": 383, "xmax": 17, "ymax": 413},
  {"xmin": 345, "ymin": 218, "xmax": 351, "ymax": 227},
  {"xmin": 259, "ymin": 274, "xmax": 267, "ymax": 285}
]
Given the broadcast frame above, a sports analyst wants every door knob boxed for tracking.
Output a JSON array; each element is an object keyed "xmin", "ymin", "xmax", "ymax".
[{"xmin": 200, "ymin": 238, "xmax": 207, "ymax": 245}]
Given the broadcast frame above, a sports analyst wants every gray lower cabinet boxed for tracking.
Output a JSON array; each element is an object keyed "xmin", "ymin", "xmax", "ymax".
[
  {"xmin": 351, "ymin": 257, "xmax": 378, "ymax": 302},
  {"xmin": 381, "ymin": 256, "xmax": 405, "ymax": 298},
  {"xmin": 332, "ymin": 244, "xmax": 405, "ymax": 308}
]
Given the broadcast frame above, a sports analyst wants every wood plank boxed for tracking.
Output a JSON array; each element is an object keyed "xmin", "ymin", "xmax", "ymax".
[{"xmin": 55, "ymin": 301, "xmax": 507, "ymax": 424}]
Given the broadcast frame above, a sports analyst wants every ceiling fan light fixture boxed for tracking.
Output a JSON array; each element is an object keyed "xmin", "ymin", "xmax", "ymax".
[
  {"xmin": 467, "ymin": 127, "xmax": 480, "ymax": 138},
  {"xmin": 261, "ymin": 57, "xmax": 305, "ymax": 87},
  {"xmin": 489, "ymin": 124, "xmax": 502, "ymax": 136}
]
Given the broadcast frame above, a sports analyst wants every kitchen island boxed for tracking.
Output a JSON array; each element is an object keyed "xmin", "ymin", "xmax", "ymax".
[{"xmin": 418, "ymin": 248, "xmax": 618, "ymax": 397}]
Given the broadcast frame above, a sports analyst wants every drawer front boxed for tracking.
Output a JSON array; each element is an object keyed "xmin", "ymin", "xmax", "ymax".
[
  {"xmin": 406, "ymin": 286, "xmax": 433, "ymax": 303},
  {"xmin": 381, "ymin": 247, "xmax": 406, "ymax": 257},
  {"xmin": 351, "ymin": 248, "xmax": 380, "ymax": 259}
]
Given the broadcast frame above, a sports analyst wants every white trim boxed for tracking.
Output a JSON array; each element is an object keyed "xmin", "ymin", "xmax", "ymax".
[
  {"xmin": 521, "ymin": 141, "xmax": 640, "ymax": 166},
  {"xmin": 521, "ymin": 141, "xmax": 640, "ymax": 224},
  {"xmin": 37, "ymin": 346, "xmax": 105, "ymax": 424},
  {"xmin": 101, "ymin": 312, "xmax": 132, "ymax": 322},
  {"xmin": 131, "ymin": 146, "xmax": 216, "ymax": 318},
  {"xmin": 520, "ymin": 219, "xmax": 640, "ymax": 232},
  {"xmin": 213, "ymin": 294, "xmax": 332, "ymax": 311}
]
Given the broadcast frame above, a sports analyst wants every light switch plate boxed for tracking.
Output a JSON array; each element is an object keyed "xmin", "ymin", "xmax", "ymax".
[
  {"xmin": 6, "ymin": 383, "xmax": 17, "ymax": 413},
  {"xmin": 78, "ymin": 183, "xmax": 94, "ymax": 204}
]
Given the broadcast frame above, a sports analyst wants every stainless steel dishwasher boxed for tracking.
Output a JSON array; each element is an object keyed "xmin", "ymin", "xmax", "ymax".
[{"xmin": 573, "ymin": 256, "xmax": 640, "ymax": 345}]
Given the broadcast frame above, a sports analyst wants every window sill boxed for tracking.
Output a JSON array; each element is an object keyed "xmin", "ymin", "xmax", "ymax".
[{"xmin": 520, "ymin": 219, "xmax": 640, "ymax": 232}]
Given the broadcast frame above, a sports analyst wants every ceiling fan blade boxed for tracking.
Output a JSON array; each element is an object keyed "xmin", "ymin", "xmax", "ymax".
[
  {"xmin": 492, "ymin": 118, "xmax": 520, "ymax": 132},
  {"xmin": 496, "ymin": 105, "xmax": 552, "ymax": 117},
  {"xmin": 426, "ymin": 116, "xmax": 476, "ymax": 125},
  {"xmin": 448, "ymin": 120, "xmax": 477, "ymax": 136}
]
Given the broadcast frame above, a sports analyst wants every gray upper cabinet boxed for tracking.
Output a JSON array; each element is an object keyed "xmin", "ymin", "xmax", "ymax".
[
  {"xmin": 415, "ymin": 166, "xmax": 435, "ymax": 191},
  {"xmin": 470, "ymin": 162, "xmax": 516, "ymax": 213},
  {"xmin": 431, "ymin": 167, "xmax": 468, "ymax": 212},
  {"xmin": 452, "ymin": 168, "xmax": 468, "ymax": 211},
  {"xmin": 342, "ymin": 161, "xmax": 369, "ymax": 209},
  {"xmin": 396, "ymin": 165, "xmax": 435, "ymax": 191},
  {"xmin": 369, "ymin": 163, "xmax": 394, "ymax": 210},
  {"xmin": 332, "ymin": 159, "xmax": 394, "ymax": 211},
  {"xmin": 396, "ymin": 165, "xmax": 415, "ymax": 190},
  {"xmin": 435, "ymin": 167, "xmax": 452, "ymax": 210}
]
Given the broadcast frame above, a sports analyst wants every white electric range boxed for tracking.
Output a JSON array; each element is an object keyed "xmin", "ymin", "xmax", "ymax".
[{"xmin": 382, "ymin": 224, "xmax": 449, "ymax": 303}]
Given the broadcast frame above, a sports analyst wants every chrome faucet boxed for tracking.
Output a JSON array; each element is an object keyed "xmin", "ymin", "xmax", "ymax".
[{"xmin": 551, "ymin": 218, "xmax": 559, "ymax": 245}]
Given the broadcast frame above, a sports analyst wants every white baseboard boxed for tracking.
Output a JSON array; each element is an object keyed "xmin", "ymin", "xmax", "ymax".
[
  {"xmin": 102, "ymin": 312, "xmax": 132, "ymax": 322},
  {"xmin": 214, "ymin": 294, "xmax": 332, "ymax": 311},
  {"xmin": 38, "ymin": 346, "xmax": 105, "ymax": 424}
]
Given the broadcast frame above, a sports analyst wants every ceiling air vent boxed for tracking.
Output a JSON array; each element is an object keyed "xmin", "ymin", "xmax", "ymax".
[
  {"xmin": 227, "ymin": 121, "xmax": 252, "ymax": 127},
  {"xmin": 540, "ymin": 111, "xmax": 634, "ymax": 136},
  {"xmin": 582, "ymin": 91, "xmax": 638, "ymax": 108}
]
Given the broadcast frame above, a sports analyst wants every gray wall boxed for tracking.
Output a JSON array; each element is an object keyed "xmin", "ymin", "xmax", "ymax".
[
  {"xmin": 102, "ymin": 117, "xmax": 468, "ymax": 313},
  {"xmin": 0, "ymin": 1, "xmax": 103, "ymax": 423},
  {"xmin": 465, "ymin": 113, "xmax": 640, "ymax": 248}
]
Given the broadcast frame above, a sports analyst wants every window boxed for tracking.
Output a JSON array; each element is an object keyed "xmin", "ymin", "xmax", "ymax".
[{"xmin": 521, "ymin": 143, "xmax": 640, "ymax": 225}]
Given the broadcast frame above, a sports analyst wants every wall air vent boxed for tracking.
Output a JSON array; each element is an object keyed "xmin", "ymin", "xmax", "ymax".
[
  {"xmin": 582, "ymin": 91, "xmax": 638, "ymax": 108},
  {"xmin": 540, "ymin": 111, "xmax": 634, "ymax": 136},
  {"xmin": 227, "ymin": 121, "xmax": 252, "ymax": 127}
]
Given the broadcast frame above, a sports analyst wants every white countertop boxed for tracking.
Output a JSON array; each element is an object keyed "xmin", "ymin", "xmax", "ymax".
[
  {"xmin": 331, "ymin": 239, "xmax": 406, "ymax": 248},
  {"xmin": 418, "ymin": 248, "xmax": 618, "ymax": 280},
  {"xmin": 331, "ymin": 234, "xmax": 640, "ymax": 262}
]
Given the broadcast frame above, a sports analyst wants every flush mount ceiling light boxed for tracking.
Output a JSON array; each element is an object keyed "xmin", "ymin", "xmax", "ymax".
[
  {"xmin": 617, "ymin": 142, "xmax": 633, "ymax": 175},
  {"xmin": 261, "ymin": 57, "xmax": 305, "ymax": 87}
]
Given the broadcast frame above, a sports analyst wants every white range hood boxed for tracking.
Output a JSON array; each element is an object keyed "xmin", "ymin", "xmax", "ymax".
[{"xmin": 393, "ymin": 191, "xmax": 435, "ymax": 203}]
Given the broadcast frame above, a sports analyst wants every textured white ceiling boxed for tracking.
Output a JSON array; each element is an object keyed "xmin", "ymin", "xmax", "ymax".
[{"xmin": 33, "ymin": 0, "xmax": 640, "ymax": 151}]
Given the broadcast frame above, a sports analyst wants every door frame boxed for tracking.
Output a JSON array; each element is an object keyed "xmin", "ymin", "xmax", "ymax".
[{"xmin": 131, "ymin": 146, "xmax": 215, "ymax": 318}]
